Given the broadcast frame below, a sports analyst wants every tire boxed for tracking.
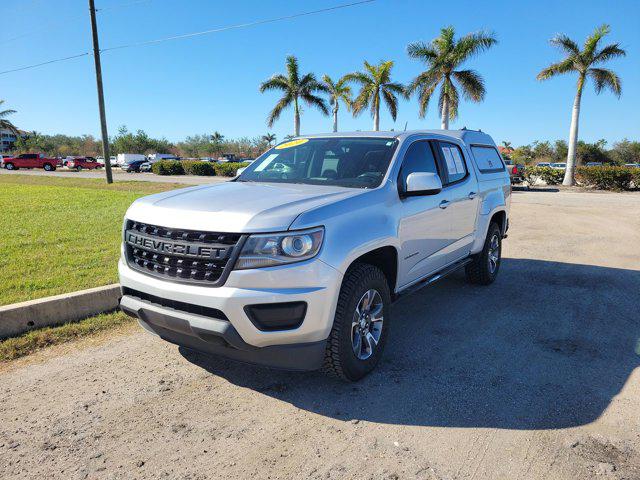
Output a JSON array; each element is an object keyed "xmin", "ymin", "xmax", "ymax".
[
  {"xmin": 323, "ymin": 263, "xmax": 391, "ymax": 381},
  {"xmin": 465, "ymin": 222, "xmax": 502, "ymax": 285},
  {"xmin": 43, "ymin": 163, "xmax": 53, "ymax": 171},
  {"xmin": 5, "ymin": 163, "xmax": 15, "ymax": 170},
  {"xmin": 76, "ymin": 166, "xmax": 82, "ymax": 171}
]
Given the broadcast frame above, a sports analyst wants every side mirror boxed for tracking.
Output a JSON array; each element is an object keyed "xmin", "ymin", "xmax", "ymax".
[{"xmin": 403, "ymin": 172, "xmax": 442, "ymax": 196}]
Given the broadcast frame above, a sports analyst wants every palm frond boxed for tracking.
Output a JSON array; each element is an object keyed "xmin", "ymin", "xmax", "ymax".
[
  {"xmin": 406, "ymin": 41, "xmax": 438, "ymax": 62},
  {"xmin": 550, "ymin": 34, "xmax": 581, "ymax": 55},
  {"xmin": 285, "ymin": 55, "xmax": 299, "ymax": 86},
  {"xmin": 453, "ymin": 30, "xmax": 498, "ymax": 63},
  {"xmin": 584, "ymin": 24, "xmax": 610, "ymax": 57},
  {"xmin": 259, "ymin": 75, "xmax": 289, "ymax": 93},
  {"xmin": 592, "ymin": 43, "xmax": 626, "ymax": 64},
  {"xmin": 381, "ymin": 88, "xmax": 398, "ymax": 121},
  {"xmin": 343, "ymin": 71, "xmax": 371, "ymax": 86},
  {"xmin": 588, "ymin": 68, "xmax": 622, "ymax": 96},
  {"xmin": 536, "ymin": 58, "xmax": 576, "ymax": 81},
  {"xmin": 266, "ymin": 94, "xmax": 293, "ymax": 127},
  {"xmin": 452, "ymin": 69, "xmax": 485, "ymax": 102},
  {"xmin": 301, "ymin": 93, "xmax": 329, "ymax": 116},
  {"xmin": 351, "ymin": 85, "xmax": 373, "ymax": 116}
]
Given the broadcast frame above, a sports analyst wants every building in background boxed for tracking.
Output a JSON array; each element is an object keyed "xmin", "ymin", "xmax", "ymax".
[{"xmin": 0, "ymin": 128, "xmax": 27, "ymax": 153}]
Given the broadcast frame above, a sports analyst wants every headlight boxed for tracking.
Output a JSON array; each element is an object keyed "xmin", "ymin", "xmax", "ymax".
[{"xmin": 234, "ymin": 227, "xmax": 324, "ymax": 270}]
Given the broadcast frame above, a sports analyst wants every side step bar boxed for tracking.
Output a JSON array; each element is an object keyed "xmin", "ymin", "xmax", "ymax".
[{"xmin": 393, "ymin": 257, "xmax": 474, "ymax": 302}]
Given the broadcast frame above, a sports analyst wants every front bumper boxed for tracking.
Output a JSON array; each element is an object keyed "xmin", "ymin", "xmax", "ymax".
[{"xmin": 118, "ymin": 256, "xmax": 343, "ymax": 370}]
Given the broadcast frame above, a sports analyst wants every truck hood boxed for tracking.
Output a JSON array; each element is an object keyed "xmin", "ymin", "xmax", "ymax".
[{"xmin": 125, "ymin": 181, "xmax": 365, "ymax": 232}]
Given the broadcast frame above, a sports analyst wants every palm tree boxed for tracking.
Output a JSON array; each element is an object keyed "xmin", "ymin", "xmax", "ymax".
[
  {"xmin": 537, "ymin": 25, "xmax": 625, "ymax": 186},
  {"xmin": 262, "ymin": 133, "xmax": 276, "ymax": 146},
  {"xmin": 322, "ymin": 74, "xmax": 352, "ymax": 132},
  {"xmin": 210, "ymin": 131, "xmax": 224, "ymax": 143},
  {"xmin": 0, "ymin": 100, "xmax": 18, "ymax": 134},
  {"xmin": 406, "ymin": 27, "xmax": 497, "ymax": 130},
  {"xmin": 260, "ymin": 55, "xmax": 329, "ymax": 136},
  {"xmin": 345, "ymin": 61, "xmax": 404, "ymax": 131},
  {"xmin": 501, "ymin": 141, "xmax": 513, "ymax": 150}
]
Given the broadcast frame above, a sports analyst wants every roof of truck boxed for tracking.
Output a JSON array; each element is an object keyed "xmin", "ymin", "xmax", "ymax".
[{"xmin": 300, "ymin": 129, "xmax": 496, "ymax": 145}]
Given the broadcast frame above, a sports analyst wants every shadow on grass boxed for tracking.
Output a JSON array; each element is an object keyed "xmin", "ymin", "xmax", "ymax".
[{"xmin": 180, "ymin": 258, "xmax": 640, "ymax": 430}]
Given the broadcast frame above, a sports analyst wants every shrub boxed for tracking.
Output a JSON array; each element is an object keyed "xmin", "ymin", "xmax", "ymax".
[
  {"xmin": 537, "ymin": 167, "xmax": 565, "ymax": 185},
  {"xmin": 522, "ymin": 166, "xmax": 542, "ymax": 187},
  {"xmin": 151, "ymin": 160, "xmax": 184, "ymax": 175},
  {"xmin": 182, "ymin": 161, "xmax": 215, "ymax": 176},
  {"xmin": 632, "ymin": 169, "xmax": 640, "ymax": 189},
  {"xmin": 213, "ymin": 161, "xmax": 250, "ymax": 177},
  {"xmin": 576, "ymin": 166, "xmax": 634, "ymax": 191}
]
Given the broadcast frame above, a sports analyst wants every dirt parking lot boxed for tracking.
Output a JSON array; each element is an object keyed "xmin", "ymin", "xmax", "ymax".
[{"xmin": 1, "ymin": 189, "xmax": 639, "ymax": 480}]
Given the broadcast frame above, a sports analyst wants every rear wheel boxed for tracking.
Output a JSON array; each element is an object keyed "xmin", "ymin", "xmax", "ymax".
[
  {"xmin": 465, "ymin": 222, "xmax": 502, "ymax": 285},
  {"xmin": 43, "ymin": 163, "xmax": 54, "ymax": 171},
  {"xmin": 5, "ymin": 163, "xmax": 15, "ymax": 170},
  {"xmin": 76, "ymin": 166, "xmax": 82, "ymax": 171},
  {"xmin": 323, "ymin": 263, "xmax": 391, "ymax": 381}
]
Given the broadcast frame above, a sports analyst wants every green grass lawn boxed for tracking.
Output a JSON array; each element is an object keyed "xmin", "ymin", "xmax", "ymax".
[{"xmin": 0, "ymin": 175, "xmax": 187, "ymax": 306}]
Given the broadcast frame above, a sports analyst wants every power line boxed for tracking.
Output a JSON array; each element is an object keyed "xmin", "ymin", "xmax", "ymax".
[
  {"xmin": 0, "ymin": 52, "xmax": 90, "ymax": 75},
  {"xmin": 0, "ymin": 0, "xmax": 152, "ymax": 46},
  {"xmin": 0, "ymin": 0, "xmax": 376, "ymax": 75},
  {"xmin": 101, "ymin": 0, "xmax": 376, "ymax": 53}
]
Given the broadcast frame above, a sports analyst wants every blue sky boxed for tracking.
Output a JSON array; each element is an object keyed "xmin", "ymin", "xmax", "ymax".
[{"xmin": 1, "ymin": 0, "xmax": 638, "ymax": 146}]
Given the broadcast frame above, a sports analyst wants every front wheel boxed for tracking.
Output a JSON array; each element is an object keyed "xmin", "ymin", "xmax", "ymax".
[
  {"xmin": 43, "ymin": 163, "xmax": 54, "ymax": 171},
  {"xmin": 5, "ymin": 163, "xmax": 15, "ymax": 170},
  {"xmin": 323, "ymin": 263, "xmax": 391, "ymax": 381},
  {"xmin": 465, "ymin": 222, "xmax": 502, "ymax": 285}
]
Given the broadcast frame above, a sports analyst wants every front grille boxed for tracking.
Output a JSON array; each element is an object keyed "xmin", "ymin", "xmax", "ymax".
[{"xmin": 124, "ymin": 220, "xmax": 245, "ymax": 286}]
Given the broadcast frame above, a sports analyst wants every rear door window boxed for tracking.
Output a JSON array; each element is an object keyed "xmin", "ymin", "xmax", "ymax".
[
  {"xmin": 436, "ymin": 142, "xmax": 468, "ymax": 185},
  {"xmin": 471, "ymin": 145, "xmax": 505, "ymax": 173}
]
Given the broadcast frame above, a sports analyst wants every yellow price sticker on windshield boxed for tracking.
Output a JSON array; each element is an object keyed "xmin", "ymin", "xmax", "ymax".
[{"xmin": 275, "ymin": 138, "xmax": 309, "ymax": 149}]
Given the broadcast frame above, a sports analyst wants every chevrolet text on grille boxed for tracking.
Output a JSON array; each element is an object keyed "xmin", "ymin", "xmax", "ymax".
[{"xmin": 126, "ymin": 232, "xmax": 227, "ymax": 259}]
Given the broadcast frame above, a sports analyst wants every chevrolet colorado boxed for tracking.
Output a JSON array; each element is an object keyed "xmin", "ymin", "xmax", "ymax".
[{"xmin": 119, "ymin": 130, "xmax": 510, "ymax": 381}]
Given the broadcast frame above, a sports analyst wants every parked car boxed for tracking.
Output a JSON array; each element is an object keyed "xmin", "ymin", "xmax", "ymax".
[
  {"xmin": 95, "ymin": 155, "xmax": 117, "ymax": 166},
  {"xmin": 148, "ymin": 153, "xmax": 178, "ymax": 161},
  {"xmin": 139, "ymin": 162, "xmax": 153, "ymax": 172},
  {"xmin": 537, "ymin": 162, "xmax": 551, "ymax": 168},
  {"xmin": 121, "ymin": 159, "xmax": 147, "ymax": 172},
  {"xmin": 116, "ymin": 153, "xmax": 146, "ymax": 166},
  {"xmin": 585, "ymin": 162, "xmax": 603, "ymax": 167},
  {"xmin": 503, "ymin": 159, "xmax": 524, "ymax": 183},
  {"xmin": 217, "ymin": 153, "xmax": 237, "ymax": 163},
  {"xmin": 67, "ymin": 157, "xmax": 102, "ymax": 170},
  {"xmin": 119, "ymin": 130, "xmax": 510, "ymax": 381},
  {"xmin": 1, "ymin": 153, "xmax": 57, "ymax": 171},
  {"xmin": 551, "ymin": 162, "xmax": 567, "ymax": 170},
  {"xmin": 624, "ymin": 163, "xmax": 640, "ymax": 168}
]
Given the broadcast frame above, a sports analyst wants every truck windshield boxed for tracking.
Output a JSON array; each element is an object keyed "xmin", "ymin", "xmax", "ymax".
[{"xmin": 237, "ymin": 137, "xmax": 398, "ymax": 188}]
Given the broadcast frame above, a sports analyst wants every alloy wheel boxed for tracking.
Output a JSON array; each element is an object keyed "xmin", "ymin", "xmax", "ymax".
[{"xmin": 351, "ymin": 289, "xmax": 384, "ymax": 360}]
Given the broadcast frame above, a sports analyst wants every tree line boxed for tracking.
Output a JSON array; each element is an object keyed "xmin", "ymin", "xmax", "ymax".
[
  {"xmin": 7, "ymin": 126, "xmax": 275, "ymax": 159},
  {"xmin": 502, "ymin": 138, "xmax": 640, "ymax": 166}
]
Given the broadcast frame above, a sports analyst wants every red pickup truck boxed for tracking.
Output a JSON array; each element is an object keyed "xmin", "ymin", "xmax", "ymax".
[{"xmin": 1, "ymin": 153, "xmax": 57, "ymax": 171}]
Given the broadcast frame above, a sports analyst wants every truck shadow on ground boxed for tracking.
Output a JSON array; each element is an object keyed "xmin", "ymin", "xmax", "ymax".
[{"xmin": 180, "ymin": 258, "xmax": 640, "ymax": 430}]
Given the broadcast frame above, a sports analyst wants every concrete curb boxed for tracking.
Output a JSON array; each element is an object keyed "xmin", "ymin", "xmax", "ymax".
[{"xmin": 0, "ymin": 284, "xmax": 121, "ymax": 339}]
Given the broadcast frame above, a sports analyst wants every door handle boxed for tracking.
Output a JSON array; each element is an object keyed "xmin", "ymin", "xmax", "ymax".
[
  {"xmin": 439, "ymin": 200, "xmax": 450, "ymax": 209},
  {"xmin": 468, "ymin": 191, "xmax": 478, "ymax": 199}
]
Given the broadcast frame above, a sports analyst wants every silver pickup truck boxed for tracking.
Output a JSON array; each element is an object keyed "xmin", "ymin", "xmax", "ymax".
[{"xmin": 119, "ymin": 129, "xmax": 510, "ymax": 381}]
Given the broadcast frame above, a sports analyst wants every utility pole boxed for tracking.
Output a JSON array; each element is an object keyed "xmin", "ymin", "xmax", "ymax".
[{"xmin": 88, "ymin": 0, "xmax": 113, "ymax": 184}]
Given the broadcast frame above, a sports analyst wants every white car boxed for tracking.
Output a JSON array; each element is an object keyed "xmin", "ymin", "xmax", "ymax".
[
  {"xmin": 119, "ymin": 130, "xmax": 510, "ymax": 381},
  {"xmin": 551, "ymin": 162, "xmax": 567, "ymax": 170}
]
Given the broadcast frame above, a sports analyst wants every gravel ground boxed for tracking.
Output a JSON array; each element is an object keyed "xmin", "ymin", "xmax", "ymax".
[{"xmin": 1, "ymin": 189, "xmax": 639, "ymax": 480}]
